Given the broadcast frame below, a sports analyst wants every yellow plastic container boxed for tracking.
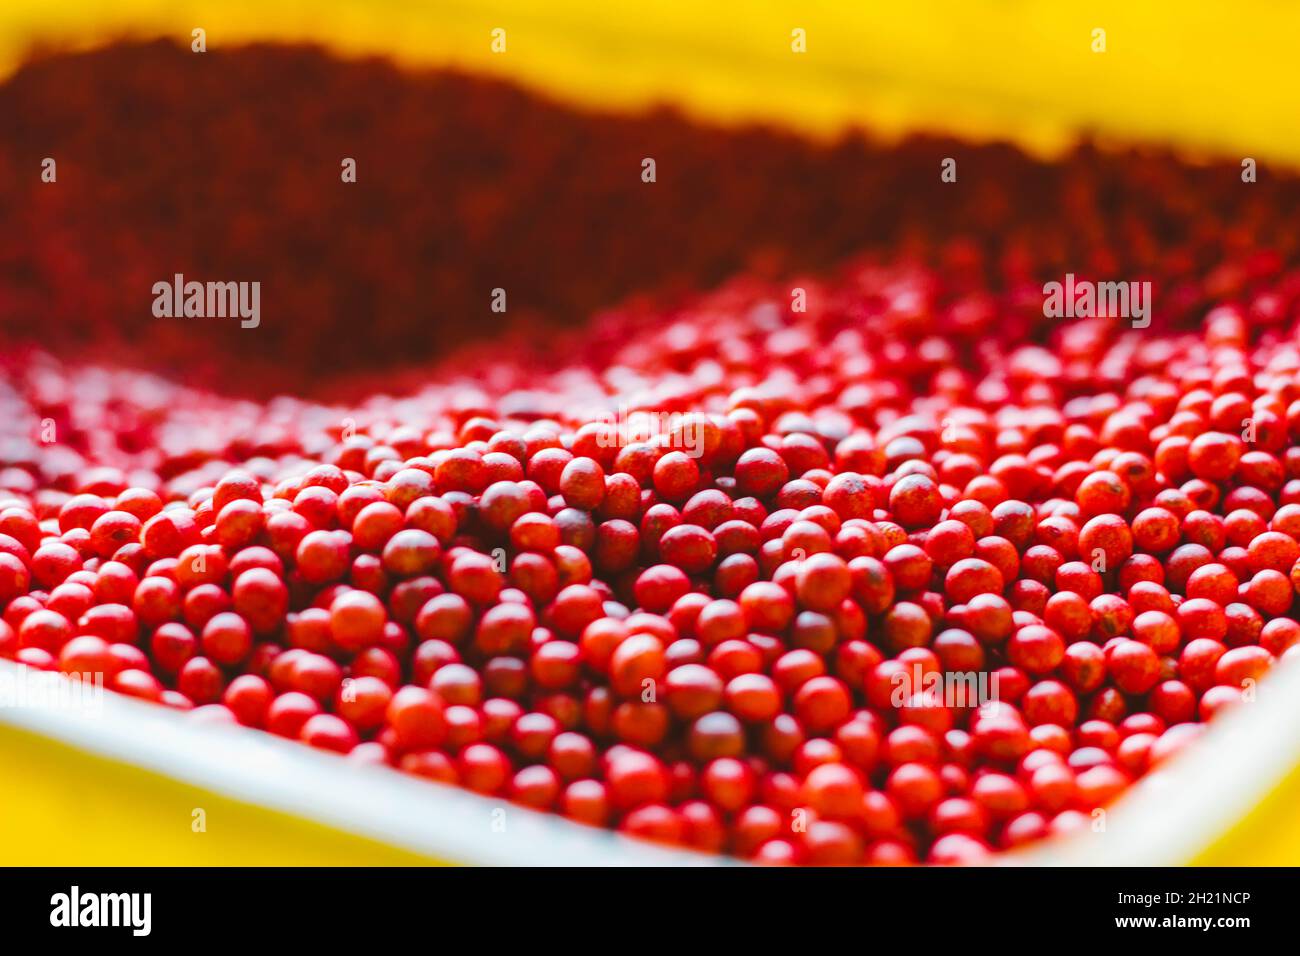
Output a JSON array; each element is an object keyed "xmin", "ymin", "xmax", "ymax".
[{"xmin": 0, "ymin": 660, "xmax": 721, "ymax": 865}]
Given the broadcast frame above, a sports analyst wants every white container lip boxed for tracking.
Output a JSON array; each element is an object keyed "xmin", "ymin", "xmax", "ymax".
[{"xmin": 2, "ymin": 655, "xmax": 1298, "ymax": 866}]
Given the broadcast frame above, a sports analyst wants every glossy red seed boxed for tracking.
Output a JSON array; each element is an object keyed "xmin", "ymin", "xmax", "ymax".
[{"xmin": 386, "ymin": 686, "xmax": 447, "ymax": 752}]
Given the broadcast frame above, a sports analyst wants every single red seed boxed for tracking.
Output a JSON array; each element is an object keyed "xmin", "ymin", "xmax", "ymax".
[{"xmin": 386, "ymin": 686, "xmax": 447, "ymax": 752}]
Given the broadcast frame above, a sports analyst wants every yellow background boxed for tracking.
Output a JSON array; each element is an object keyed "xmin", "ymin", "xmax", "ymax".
[{"xmin": 1, "ymin": 1, "xmax": 1296, "ymax": 164}]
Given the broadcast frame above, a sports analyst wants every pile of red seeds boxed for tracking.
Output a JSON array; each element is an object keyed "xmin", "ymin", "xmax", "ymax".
[
  {"xmin": 5, "ymin": 41, "xmax": 1300, "ymax": 396},
  {"xmin": 5, "ymin": 248, "xmax": 1300, "ymax": 865}
]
